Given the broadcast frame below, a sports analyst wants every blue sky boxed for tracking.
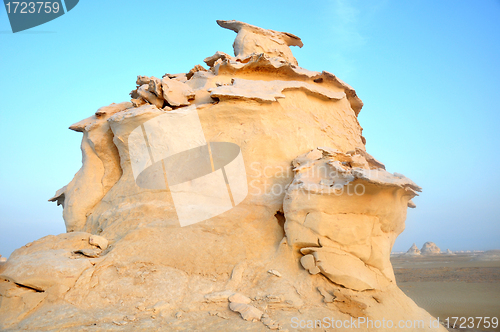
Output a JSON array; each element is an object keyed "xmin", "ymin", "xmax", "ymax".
[{"xmin": 1, "ymin": 1, "xmax": 499, "ymax": 257}]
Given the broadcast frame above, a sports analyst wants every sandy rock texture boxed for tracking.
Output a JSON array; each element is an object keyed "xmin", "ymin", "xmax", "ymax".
[{"xmin": 0, "ymin": 20, "xmax": 446, "ymax": 331}]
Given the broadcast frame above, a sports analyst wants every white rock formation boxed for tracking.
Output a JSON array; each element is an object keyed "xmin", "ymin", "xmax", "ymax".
[
  {"xmin": 406, "ymin": 243, "xmax": 421, "ymax": 255},
  {"xmin": 421, "ymin": 242, "xmax": 441, "ymax": 255},
  {"xmin": 474, "ymin": 249, "xmax": 500, "ymax": 261},
  {"xmin": 48, "ymin": 102, "xmax": 131, "ymax": 232},
  {"xmin": 285, "ymin": 148, "xmax": 420, "ymax": 290},
  {"xmin": 217, "ymin": 20, "xmax": 303, "ymax": 66},
  {"xmin": 0, "ymin": 20, "xmax": 446, "ymax": 331}
]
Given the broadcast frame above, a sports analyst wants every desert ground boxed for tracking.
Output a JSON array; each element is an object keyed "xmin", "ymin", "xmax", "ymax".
[{"xmin": 392, "ymin": 250, "xmax": 500, "ymax": 332}]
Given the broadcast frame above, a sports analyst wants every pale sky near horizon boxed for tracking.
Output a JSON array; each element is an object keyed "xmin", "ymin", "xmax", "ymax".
[{"xmin": 1, "ymin": 1, "xmax": 499, "ymax": 257}]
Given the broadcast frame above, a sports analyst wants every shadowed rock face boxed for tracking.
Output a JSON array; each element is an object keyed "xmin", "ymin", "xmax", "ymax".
[{"xmin": 0, "ymin": 21, "xmax": 446, "ymax": 331}]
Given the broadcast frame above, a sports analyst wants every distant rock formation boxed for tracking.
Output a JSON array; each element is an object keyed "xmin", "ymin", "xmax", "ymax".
[
  {"xmin": 0, "ymin": 255, "xmax": 6, "ymax": 263},
  {"xmin": 0, "ymin": 20, "xmax": 445, "ymax": 331},
  {"xmin": 406, "ymin": 243, "xmax": 421, "ymax": 255},
  {"xmin": 474, "ymin": 250, "xmax": 500, "ymax": 261},
  {"xmin": 421, "ymin": 242, "xmax": 441, "ymax": 255},
  {"xmin": 445, "ymin": 249, "xmax": 454, "ymax": 255}
]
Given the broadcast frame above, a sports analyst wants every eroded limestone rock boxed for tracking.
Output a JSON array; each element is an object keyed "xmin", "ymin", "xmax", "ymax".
[
  {"xmin": 49, "ymin": 102, "xmax": 131, "ymax": 232},
  {"xmin": 217, "ymin": 20, "xmax": 303, "ymax": 66},
  {"xmin": 0, "ymin": 233, "xmax": 96, "ymax": 292},
  {"xmin": 89, "ymin": 234, "xmax": 108, "ymax": 250},
  {"xmin": 186, "ymin": 64, "xmax": 207, "ymax": 80},
  {"xmin": 210, "ymin": 78, "xmax": 345, "ymax": 102},
  {"xmin": 73, "ymin": 248, "xmax": 101, "ymax": 258},
  {"xmin": 211, "ymin": 54, "xmax": 364, "ymax": 115},
  {"xmin": 228, "ymin": 302, "xmax": 263, "ymax": 322},
  {"xmin": 0, "ymin": 20, "xmax": 448, "ymax": 332},
  {"xmin": 228, "ymin": 293, "xmax": 251, "ymax": 304},
  {"xmin": 136, "ymin": 75, "xmax": 150, "ymax": 86},
  {"xmin": 300, "ymin": 254, "xmax": 320, "ymax": 275},
  {"xmin": 303, "ymin": 247, "xmax": 384, "ymax": 291},
  {"xmin": 161, "ymin": 77, "xmax": 195, "ymax": 107},
  {"xmin": 284, "ymin": 147, "xmax": 421, "ymax": 289},
  {"xmin": 148, "ymin": 76, "xmax": 163, "ymax": 97},
  {"xmin": 138, "ymin": 84, "xmax": 164, "ymax": 109},
  {"xmin": 261, "ymin": 313, "xmax": 281, "ymax": 330},
  {"xmin": 204, "ymin": 51, "xmax": 232, "ymax": 67},
  {"xmin": 317, "ymin": 286, "xmax": 335, "ymax": 303}
]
